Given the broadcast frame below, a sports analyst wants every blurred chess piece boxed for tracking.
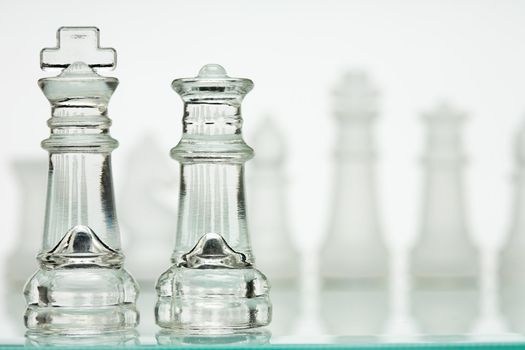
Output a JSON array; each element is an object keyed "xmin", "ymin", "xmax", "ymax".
[
  {"xmin": 5, "ymin": 160, "xmax": 47, "ymax": 334},
  {"xmin": 319, "ymin": 71, "xmax": 389, "ymax": 336},
  {"xmin": 411, "ymin": 102, "xmax": 479, "ymax": 285},
  {"xmin": 500, "ymin": 120, "xmax": 525, "ymax": 334},
  {"xmin": 119, "ymin": 133, "xmax": 178, "ymax": 335},
  {"xmin": 410, "ymin": 102, "xmax": 479, "ymax": 334},
  {"xmin": 320, "ymin": 71, "xmax": 389, "ymax": 284},
  {"xmin": 248, "ymin": 116, "xmax": 299, "ymax": 335}
]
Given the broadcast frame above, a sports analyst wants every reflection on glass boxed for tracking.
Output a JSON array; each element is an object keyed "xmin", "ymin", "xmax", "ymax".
[
  {"xmin": 25, "ymin": 330, "xmax": 139, "ymax": 347},
  {"xmin": 156, "ymin": 329, "xmax": 271, "ymax": 346}
]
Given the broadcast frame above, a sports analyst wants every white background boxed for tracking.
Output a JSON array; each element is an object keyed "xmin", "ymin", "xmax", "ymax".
[{"xmin": 1, "ymin": 0, "xmax": 525, "ymax": 337}]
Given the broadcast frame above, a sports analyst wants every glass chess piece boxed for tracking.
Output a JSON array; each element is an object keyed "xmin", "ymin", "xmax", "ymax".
[
  {"xmin": 320, "ymin": 71, "xmax": 389, "ymax": 285},
  {"xmin": 23, "ymin": 27, "xmax": 139, "ymax": 334},
  {"xmin": 410, "ymin": 102, "xmax": 479, "ymax": 335},
  {"xmin": 155, "ymin": 64, "xmax": 272, "ymax": 331},
  {"xmin": 499, "ymin": 119, "xmax": 525, "ymax": 334}
]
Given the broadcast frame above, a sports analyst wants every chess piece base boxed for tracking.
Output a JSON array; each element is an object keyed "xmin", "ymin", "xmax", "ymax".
[
  {"xmin": 23, "ymin": 268, "xmax": 139, "ymax": 334},
  {"xmin": 155, "ymin": 266, "xmax": 271, "ymax": 331}
]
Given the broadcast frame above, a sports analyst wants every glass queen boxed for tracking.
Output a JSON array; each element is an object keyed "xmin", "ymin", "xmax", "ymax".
[
  {"xmin": 156, "ymin": 64, "xmax": 272, "ymax": 331},
  {"xmin": 23, "ymin": 27, "xmax": 139, "ymax": 334}
]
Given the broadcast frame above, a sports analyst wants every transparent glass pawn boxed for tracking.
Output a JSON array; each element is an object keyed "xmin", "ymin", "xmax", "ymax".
[
  {"xmin": 320, "ymin": 71, "xmax": 389, "ymax": 284},
  {"xmin": 410, "ymin": 103, "xmax": 480, "ymax": 336},
  {"xmin": 499, "ymin": 119, "xmax": 525, "ymax": 333},
  {"xmin": 23, "ymin": 27, "xmax": 139, "ymax": 334},
  {"xmin": 155, "ymin": 64, "xmax": 272, "ymax": 331}
]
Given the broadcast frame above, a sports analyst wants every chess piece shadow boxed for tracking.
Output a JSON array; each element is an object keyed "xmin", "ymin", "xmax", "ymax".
[
  {"xmin": 248, "ymin": 116, "xmax": 299, "ymax": 335},
  {"xmin": 25, "ymin": 330, "xmax": 139, "ymax": 347},
  {"xmin": 500, "ymin": 120, "xmax": 525, "ymax": 334},
  {"xmin": 321, "ymin": 70, "xmax": 389, "ymax": 285},
  {"xmin": 410, "ymin": 102, "xmax": 480, "ymax": 336},
  {"xmin": 156, "ymin": 329, "xmax": 271, "ymax": 346},
  {"xmin": 5, "ymin": 159, "xmax": 47, "ymax": 334}
]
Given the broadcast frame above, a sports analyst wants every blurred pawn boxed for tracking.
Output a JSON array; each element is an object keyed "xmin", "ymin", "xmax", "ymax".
[
  {"xmin": 118, "ymin": 133, "xmax": 178, "ymax": 335},
  {"xmin": 320, "ymin": 70, "xmax": 389, "ymax": 285},
  {"xmin": 410, "ymin": 102, "xmax": 479, "ymax": 335},
  {"xmin": 248, "ymin": 116, "xmax": 299, "ymax": 335},
  {"xmin": 410, "ymin": 102, "xmax": 479, "ymax": 286},
  {"xmin": 500, "ymin": 120, "xmax": 525, "ymax": 334},
  {"xmin": 320, "ymin": 71, "xmax": 389, "ymax": 336}
]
